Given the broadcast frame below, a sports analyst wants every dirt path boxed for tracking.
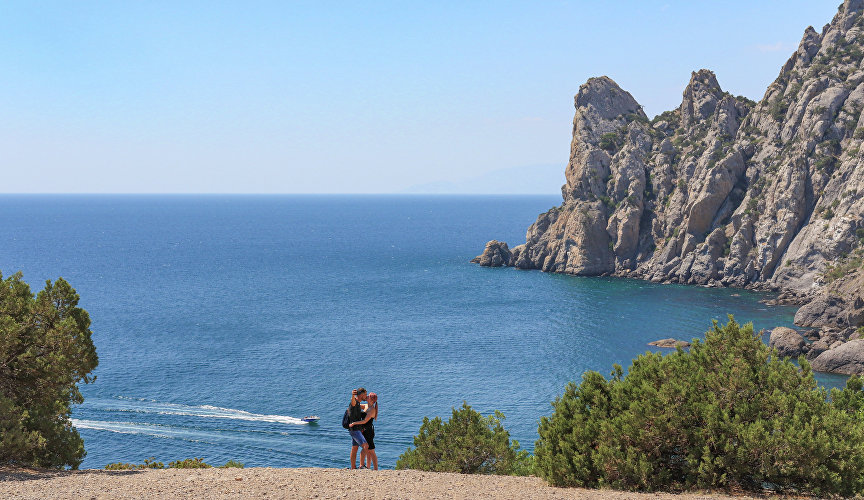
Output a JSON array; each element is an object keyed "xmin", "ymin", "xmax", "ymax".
[{"xmin": 0, "ymin": 467, "xmax": 763, "ymax": 499}]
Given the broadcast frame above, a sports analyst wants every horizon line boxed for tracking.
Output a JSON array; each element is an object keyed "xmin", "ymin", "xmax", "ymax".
[{"xmin": 0, "ymin": 192, "xmax": 562, "ymax": 196}]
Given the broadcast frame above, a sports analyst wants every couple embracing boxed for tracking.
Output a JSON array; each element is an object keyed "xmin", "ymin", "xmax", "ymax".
[{"xmin": 347, "ymin": 387, "xmax": 378, "ymax": 470}]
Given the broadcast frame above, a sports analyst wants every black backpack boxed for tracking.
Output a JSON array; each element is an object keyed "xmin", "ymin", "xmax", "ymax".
[{"xmin": 342, "ymin": 408, "xmax": 350, "ymax": 429}]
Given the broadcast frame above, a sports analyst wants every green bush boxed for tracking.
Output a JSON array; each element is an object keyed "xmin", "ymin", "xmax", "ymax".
[
  {"xmin": 396, "ymin": 402, "xmax": 530, "ymax": 475},
  {"xmin": 597, "ymin": 195, "xmax": 615, "ymax": 210},
  {"xmin": 814, "ymin": 155, "xmax": 837, "ymax": 172},
  {"xmin": 736, "ymin": 95, "xmax": 757, "ymax": 108},
  {"xmin": 747, "ymin": 197, "xmax": 759, "ymax": 214},
  {"xmin": 104, "ymin": 462, "xmax": 137, "ymax": 470},
  {"xmin": 105, "ymin": 457, "xmax": 165, "ymax": 470},
  {"xmin": 140, "ymin": 457, "xmax": 165, "ymax": 469},
  {"xmin": 626, "ymin": 113, "xmax": 649, "ymax": 124},
  {"xmin": 706, "ymin": 146, "xmax": 725, "ymax": 169},
  {"xmin": 168, "ymin": 457, "xmax": 212, "ymax": 469},
  {"xmin": 0, "ymin": 272, "xmax": 98, "ymax": 469},
  {"xmin": 534, "ymin": 317, "xmax": 864, "ymax": 496},
  {"xmin": 650, "ymin": 110, "xmax": 678, "ymax": 127},
  {"xmin": 824, "ymin": 249, "xmax": 863, "ymax": 282},
  {"xmin": 769, "ymin": 98, "xmax": 788, "ymax": 121},
  {"xmin": 220, "ymin": 460, "xmax": 245, "ymax": 468},
  {"xmin": 104, "ymin": 457, "xmax": 242, "ymax": 470},
  {"xmin": 599, "ymin": 132, "xmax": 620, "ymax": 152}
]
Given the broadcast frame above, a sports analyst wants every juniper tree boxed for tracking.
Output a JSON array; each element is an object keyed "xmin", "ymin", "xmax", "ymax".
[
  {"xmin": 396, "ymin": 402, "xmax": 530, "ymax": 475},
  {"xmin": 535, "ymin": 316, "xmax": 864, "ymax": 496},
  {"xmin": 0, "ymin": 272, "xmax": 98, "ymax": 469}
]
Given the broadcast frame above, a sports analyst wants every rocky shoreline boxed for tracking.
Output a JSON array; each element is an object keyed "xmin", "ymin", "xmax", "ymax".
[
  {"xmin": 474, "ymin": 0, "xmax": 864, "ymax": 375},
  {"xmin": 475, "ymin": 240, "xmax": 864, "ymax": 375}
]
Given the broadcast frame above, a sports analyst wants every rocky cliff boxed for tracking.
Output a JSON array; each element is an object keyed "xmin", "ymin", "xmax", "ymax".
[{"xmin": 475, "ymin": 0, "xmax": 864, "ymax": 373}]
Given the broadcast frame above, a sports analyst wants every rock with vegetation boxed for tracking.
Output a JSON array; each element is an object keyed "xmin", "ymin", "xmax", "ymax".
[
  {"xmin": 475, "ymin": 0, "xmax": 864, "ymax": 374},
  {"xmin": 0, "ymin": 272, "xmax": 98, "ymax": 469},
  {"xmin": 534, "ymin": 317, "xmax": 864, "ymax": 496},
  {"xmin": 801, "ymin": 258, "xmax": 864, "ymax": 327}
]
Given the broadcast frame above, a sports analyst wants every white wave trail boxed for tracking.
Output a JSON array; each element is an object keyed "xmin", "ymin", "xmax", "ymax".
[
  {"xmin": 91, "ymin": 398, "xmax": 308, "ymax": 425},
  {"xmin": 71, "ymin": 419, "xmax": 211, "ymax": 442},
  {"xmin": 186, "ymin": 405, "xmax": 307, "ymax": 425}
]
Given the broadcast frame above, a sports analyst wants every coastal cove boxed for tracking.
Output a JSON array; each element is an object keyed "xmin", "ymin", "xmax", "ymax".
[{"xmin": 0, "ymin": 195, "xmax": 834, "ymax": 470}]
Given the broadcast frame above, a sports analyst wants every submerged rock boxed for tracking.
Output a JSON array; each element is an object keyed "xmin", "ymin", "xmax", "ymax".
[{"xmin": 648, "ymin": 338, "xmax": 691, "ymax": 348}]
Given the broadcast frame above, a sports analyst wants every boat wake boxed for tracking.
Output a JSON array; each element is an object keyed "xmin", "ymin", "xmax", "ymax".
[
  {"xmin": 88, "ymin": 397, "xmax": 308, "ymax": 425},
  {"xmin": 70, "ymin": 419, "xmax": 218, "ymax": 443}
]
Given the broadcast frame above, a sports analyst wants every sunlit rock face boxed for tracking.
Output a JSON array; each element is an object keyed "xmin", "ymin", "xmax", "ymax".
[
  {"xmin": 480, "ymin": 0, "xmax": 864, "ymax": 292},
  {"xmin": 474, "ymin": 1, "xmax": 864, "ymax": 375}
]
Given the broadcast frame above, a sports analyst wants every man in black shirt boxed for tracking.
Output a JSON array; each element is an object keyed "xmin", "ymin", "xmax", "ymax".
[{"xmin": 348, "ymin": 387, "xmax": 368, "ymax": 469}]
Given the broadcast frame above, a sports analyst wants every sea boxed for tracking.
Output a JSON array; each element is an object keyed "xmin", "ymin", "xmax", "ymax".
[{"xmin": 0, "ymin": 195, "xmax": 847, "ymax": 470}]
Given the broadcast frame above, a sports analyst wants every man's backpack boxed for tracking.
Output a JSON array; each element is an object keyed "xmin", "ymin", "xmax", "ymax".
[{"xmin": 342, "ymin": 409, "xmax": 350, "ymax": 429}]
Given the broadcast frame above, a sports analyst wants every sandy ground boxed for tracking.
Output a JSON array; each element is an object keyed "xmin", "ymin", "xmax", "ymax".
[{"xmin": 0, "ymin": 467, "xmax": 766, "ymax": 500}]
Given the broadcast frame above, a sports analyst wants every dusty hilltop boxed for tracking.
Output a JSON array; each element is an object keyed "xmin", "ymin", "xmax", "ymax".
[{"xmin": 0, "ymin": 467, "xmax": 763, "ymax": 500}]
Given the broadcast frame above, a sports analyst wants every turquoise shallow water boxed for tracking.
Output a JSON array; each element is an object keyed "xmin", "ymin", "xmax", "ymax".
[{"xmin": 0, "ymin": 194, "xmax": 829, "ymax": 469}]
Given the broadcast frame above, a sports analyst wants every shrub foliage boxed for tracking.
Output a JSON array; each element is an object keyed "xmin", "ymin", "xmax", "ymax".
[
  {"xmin": 104, "ymin": 457, "xmax": 243, "ymax": 470},
  {"xmin": 396, "ymin": 402, "xmax": 529, "ymax": 475},
  {"xmin": 534, "ymin": 317, "xmax": 864, "ymax": 496},
  {"xmin": 0, "ymin": 272, "xmax": 98, "ymax": 469}
]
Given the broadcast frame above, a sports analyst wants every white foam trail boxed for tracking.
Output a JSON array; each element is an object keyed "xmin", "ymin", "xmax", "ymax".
[
  {"xmin": 71, "ymin": 419, "xmax": 210, "ymax": 442},
  {"xmin": 172, "ymin": 405, "xmax": 307, "ymax": 425},
  {"xmin": 92, "ymin": 398, "xmax": 308, "ymax": 425}
]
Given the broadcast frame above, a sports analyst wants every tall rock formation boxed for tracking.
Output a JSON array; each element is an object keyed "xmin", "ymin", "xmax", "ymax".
[
  {"xmin": 509, "ymin": 69, "xmax": 754, "ymax": 283},
  {"xmin": 475, "ymin": 0, "xmax": 864, "ymax": 371}
]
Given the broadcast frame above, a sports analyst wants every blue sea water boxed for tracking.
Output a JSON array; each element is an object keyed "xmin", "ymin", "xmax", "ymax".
[{"xmin": 0, "ymin": 195, "xmax": 842, "ymax": 470}]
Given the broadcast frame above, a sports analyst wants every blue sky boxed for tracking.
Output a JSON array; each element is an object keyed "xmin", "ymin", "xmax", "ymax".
[{"xmin": 0, "ymin": 1, "xmax": 841, "ymax": 193}]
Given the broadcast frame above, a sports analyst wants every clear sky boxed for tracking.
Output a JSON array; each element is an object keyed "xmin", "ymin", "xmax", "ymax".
[{"xmin": 0, "ymin": 1, "xmax": 842, "ymax": 194}]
